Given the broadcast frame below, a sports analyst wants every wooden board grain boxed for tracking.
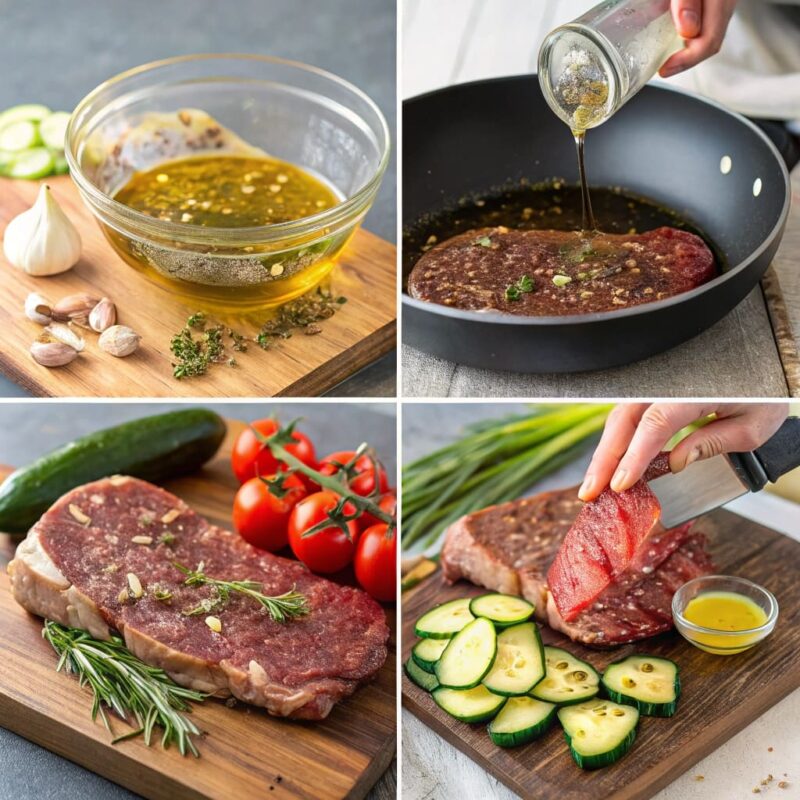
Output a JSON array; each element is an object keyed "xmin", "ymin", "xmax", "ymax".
[
  {"xmin": 401, "ymin": 509, "xmax": 800, "ymax": 800},
  {"xmin": 0, "ymin": 177, "xmax": 396, "ymax": 397},
  {"xmin": 0, "ymin": 419, "xmax": 396, "ymax": 800}
]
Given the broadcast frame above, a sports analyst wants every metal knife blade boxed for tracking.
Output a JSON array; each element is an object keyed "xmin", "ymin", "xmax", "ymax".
[{"xmin": 648, "ymin": 454, "xmax": 750, "ymax": 528}]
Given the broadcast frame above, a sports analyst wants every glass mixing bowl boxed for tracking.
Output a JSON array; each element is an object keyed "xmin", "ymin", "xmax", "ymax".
[{"xmin": 66, "ymin": 54, "xmax": 390, "ymax": 313}]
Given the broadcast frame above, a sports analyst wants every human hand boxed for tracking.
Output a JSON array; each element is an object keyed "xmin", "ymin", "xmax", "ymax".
[
  {"xmin": 578, "ymin": 403, "xmax": 789, "ymax": 502},
  {"xmin": 659, "ymin": 0, "xmax": 738, "ymax": 78}
]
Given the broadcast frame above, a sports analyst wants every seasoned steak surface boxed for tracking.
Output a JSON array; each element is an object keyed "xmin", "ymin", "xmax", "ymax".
[
  {"xmin": 407, "ymin": 225, "xmax": 715, "ymax": 314},
  {"xmin": 441, "ymin": 477, "xmax": 714, "ymax": 647},
  {"xmin": 9, "ymin": 477, "xmax": 388, "ymax": 719}
]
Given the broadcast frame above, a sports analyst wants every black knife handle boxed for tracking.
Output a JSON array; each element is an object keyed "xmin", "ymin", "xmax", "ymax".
[{"xmin": 753, "ymin": 416, "xmax": 800, "ymax": 483}]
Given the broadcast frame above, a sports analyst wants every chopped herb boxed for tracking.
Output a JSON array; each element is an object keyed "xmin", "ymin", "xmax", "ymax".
[
  {"xmin": 159, "ymin": 532, "xmax": 176, "ymax": 546},
  {"xmin": 228, "ymin": 329, "xmax": 248, "ymax": 352},
  {"xmin": 138, "ymin": 514, "xmax": 153, "ymax": 527},
  {"xmin": 504, "ymin": 274, "xmax": 534, "ymax": 302},
  {"xmin": 152, "ymin": 586, "xmax": 174, "ymax": 602},
  {"xmin": 256, "ymin": 288, "xmax": 347, "ymax": 350},
  {"xmin": 474, "ymin": 236, "xmax": 492, "ymax": 247},
  {"xmin": 187, "ymin": 312, "xmax": 206, "ymax": 330},
  {"xmin": 552, "ymin": 274, "xmax": 572, "ymax": 287},
  {"xmin": 170, "ymin": 318, "xmax": 228, "ymax": 379}
]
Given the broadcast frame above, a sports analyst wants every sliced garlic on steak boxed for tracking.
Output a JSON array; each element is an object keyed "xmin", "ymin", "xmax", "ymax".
[
  {"xmin": 132, "ymin": 535, "xmax": 153, "ymax": 545},
  {"xmin": 68, "ymin": 504, "xmax": 91, "ymax": 525},
  {"xmin": 205, "ymin": 616, "xmax": 222, "ymax": 633},
  {"xmin": 127, "ymin": 572, "xmax": 144, "ymax": 599},
  {"xmin": 161, "ymin": 508, "xmax": 181, "ymax": 524}
]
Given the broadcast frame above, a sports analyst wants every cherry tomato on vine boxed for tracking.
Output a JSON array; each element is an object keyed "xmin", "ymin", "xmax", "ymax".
[
  {"xmin": 231, "ymin": 418, "xmax": 317, "ymax": 484},
  {"xmin": 288, "ymin": 490, "xmax": 359, "ymax": 573},
  {"xmin": 233, "ymin": 473, "xmax": 306, "ymax": 552},
  {"xmin": 359, "ymin": 491, "xmax": 397, "ymax": 530},
  {"xmin": 354, "ymin": 523, "xmax": 396, "ymax": 602},
  {"xmin": 318, "ymin": 450, "xmax": 390, "ymax": 497}
]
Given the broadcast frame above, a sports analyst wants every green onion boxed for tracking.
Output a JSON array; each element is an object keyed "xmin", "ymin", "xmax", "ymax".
[{"xmin": 402, "ymin": 404, "xmax": 611, "ymax": 551}]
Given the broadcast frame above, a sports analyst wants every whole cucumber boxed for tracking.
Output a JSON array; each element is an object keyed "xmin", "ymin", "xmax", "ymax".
[{"xmin": 0, "ymin": 408, "xmax": 227, "ymax": 534}]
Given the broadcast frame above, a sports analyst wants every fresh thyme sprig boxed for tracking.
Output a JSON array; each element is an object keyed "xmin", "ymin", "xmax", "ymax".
[
  {"xmin": 173, "ymin": 562, "xmax": 310, "ymax": 623},
  {"xmin": 42, "ymin": 620, "xmax": 205, "ymax": 757}
]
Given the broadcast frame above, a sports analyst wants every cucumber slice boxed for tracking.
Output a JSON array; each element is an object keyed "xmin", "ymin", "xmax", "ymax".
[
  {"xmin": 0, "ymin": 104, "xmax": 51, "ymax": 127},
  {"xmin": 0, "ymin": 121, "xmax": 41, "ymax": 152},
  {"xmin": 432, "ymin": 685, "xmax": 507, "ymax": 723},
  {"xmin": 531, "ymin": 646, "xmax": 600, "ymax": 705},
  {"xmin": 40, "ymin": 112, "xmax": 71, "ymax": 150},
  {"xmin": 7, "ymin": 148, "xmax": 54, "ymax": 180},
  {"xmin": 601, "ymin": 655, "xmax": 680, "ymax": 717},
  {"xmin": 412, "ymin": 638, "xmax": 449, "ymax": 672},
  {"xmin": 481, "ymin": 622, "xmax": 545, "ymax": 696},
  {"xmin": 0, "ymin": 150, "xmax": 17, "ymax": 175},
  {"xmin": 488, "ymin": 695, "xmax": 557, "ymax": 747},
  {"xmin": 405, "ymin": 657, "xmax": 440, "ymax": 692},
  {"xmin": 415, "ymin": 597, "xmax": 475, "ymax": 639},
  {"xmin": 469, "ymin": 593, "xmax": 535, "ymax": 627},
  {"xmin": 558, "ymin": 699, "xmax": 639, "ymax": 769},
  {"xmin": 52, "ymin": 151, "xmax": 69, "ymax": 175},
  {"xmin": 435, "ymin": 617, "xmax": 497, "ymax": 689}
]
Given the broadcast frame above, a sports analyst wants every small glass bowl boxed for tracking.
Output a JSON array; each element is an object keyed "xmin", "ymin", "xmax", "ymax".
[
  {"xmin": 65, "ymin": 54, "xmax": 390, "ymax": 313},
  {"xmin": 672, "ymin": 575, "xmax": 779, "ymax": 655}
]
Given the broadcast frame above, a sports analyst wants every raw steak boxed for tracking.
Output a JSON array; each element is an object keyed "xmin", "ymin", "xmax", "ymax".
[
  {"xmin": 407, "ymin": 225, "xmax": 715, "ymax": 314},
  {"xmin": 8, "ymin": 476, "xmax": 388, "ymax": 720},
  {"xmin": 547, "ymin": 454, "xmax": 671, "ymax": 621},
  {"xmin": 441, "ymin": 477, "xmax": 714, "ymax": 647}
]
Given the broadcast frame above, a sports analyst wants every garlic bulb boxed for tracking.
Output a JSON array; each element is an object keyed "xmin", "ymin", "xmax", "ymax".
[{"xmin": 3, "ymin": 184, "xmax": 81, "ymax": 276}]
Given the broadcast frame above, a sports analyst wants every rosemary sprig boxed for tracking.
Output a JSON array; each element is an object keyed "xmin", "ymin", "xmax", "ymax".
[
  {"xmin": 174, "ymin": 562, "xmax": 310, "ymax": 623},
  {"xmin": 42, "ymin": 620, "xmax": 205, "ymax": 757}
]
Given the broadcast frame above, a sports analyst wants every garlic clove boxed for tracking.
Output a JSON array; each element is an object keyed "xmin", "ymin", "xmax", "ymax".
[
  {"xmin": 52, "ymin": 293, "xmax": 98, "ymax": 327},
  {"xmin": 89, "ymin": 297, "xmax": 117, "ymax": 332},
  {"xmin": 3, "ymin": 184, "xmax": 82, "ymax": 276},
  {"xmin": 24, "ymin": 292, "xmax": 53, "ymax": 325},
  {"xmin": 31, "ymin": 340, "xmax": 78, "ymax": 367},
  {"xmin": 43, "ymin": 322, "xmax": 85, "ymax": 353},
  {"xmin": 98, "ymin": 325, "xmax": 141, "ymax": 357}
]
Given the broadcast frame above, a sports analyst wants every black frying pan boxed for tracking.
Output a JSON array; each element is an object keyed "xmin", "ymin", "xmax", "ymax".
[{"xmin": 402, "ymin": 76, "xmax": 791, "ymax": 373}]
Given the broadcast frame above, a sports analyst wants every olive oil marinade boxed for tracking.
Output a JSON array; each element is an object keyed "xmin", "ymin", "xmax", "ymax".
[{"xmin": 110, "ymin": 154, "xmax": 344, "ymax": 311}]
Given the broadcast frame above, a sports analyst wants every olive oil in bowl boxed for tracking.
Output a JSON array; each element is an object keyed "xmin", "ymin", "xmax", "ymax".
[{"xmin": 106, "ymin": 153, "xmax": 350, "ymax": 313}]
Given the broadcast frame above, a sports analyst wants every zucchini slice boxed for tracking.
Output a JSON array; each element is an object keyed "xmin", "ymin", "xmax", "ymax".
[
  {"xmin": 481, "ymin": 622, "xmax": 545, "ymax": 696},
  {"xmin": 415, "ymin": 598, "xmax": 475, "ymax": 639},
  {"xmin": 531, "ymin": 646, "xmax": 600, "ymax": 705},
  {"xmin": 435, "ymin": 617, "xmax": 497, "ymax": 689},
  {"xmin": 469, "ymin": 593, "xmax": 535, "ymax": 627},
  {"xmin": 412, "ymin": 637, "xmax": 449, "ymax": 672},
  {"xmin": 488, "ymin": 696, "xmax": 556, "ymax": 747},
  {"xmin": 432, "ymin": 685, "xmax": 507, "ymax": 723},
  {"xmin": 558, "ymin": 700, "xmax": 639, "ymax": 769},
  {"xmin": 601, "ymin": 654, "xmax": 680, "ymax": 717},
  {"xmin": 404, "ymin": 657, "xmax": 440, "ymax": 692}
]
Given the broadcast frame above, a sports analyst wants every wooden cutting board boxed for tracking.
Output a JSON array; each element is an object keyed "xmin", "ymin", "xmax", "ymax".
[
  {"xmin": 0, "ymin": 177, "xmax": 396, "ymax": 397},
  {"xmin": 402, "ymin": 508, "xmax": 800, "ymax": 800},
  {"xmin": 0, "ymin": 420, "xmax": 396, "ymax": 800}
]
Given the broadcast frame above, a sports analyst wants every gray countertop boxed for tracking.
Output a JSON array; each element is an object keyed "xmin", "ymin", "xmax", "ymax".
[
  {"xmin": 0, "ymin": 0, "xmax": 397, "ymax": 398},
  {"xmin": 0, "ymin": 402, "xmax": 396, "ymax": 800}
]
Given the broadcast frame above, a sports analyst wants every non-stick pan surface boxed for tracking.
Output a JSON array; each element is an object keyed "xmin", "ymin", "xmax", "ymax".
[{"xmin": 402, "ymin": 76, "xmax": 790, "ymax": 373}]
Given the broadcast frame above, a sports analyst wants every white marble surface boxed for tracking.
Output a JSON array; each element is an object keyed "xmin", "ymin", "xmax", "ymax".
[{"xmin": 401, "ymin": 404, "xmax": 800, "ymax": 800}]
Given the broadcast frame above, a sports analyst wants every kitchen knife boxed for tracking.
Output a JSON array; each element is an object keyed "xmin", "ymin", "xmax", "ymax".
[{"xmin": 649, "ymin": 416, "xmax": 800, "ymax": 528}]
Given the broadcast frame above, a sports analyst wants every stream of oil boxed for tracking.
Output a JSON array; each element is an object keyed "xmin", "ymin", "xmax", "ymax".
[
  {"xmin": 573, "ymin": 130, "xmax": 596, "ymax": 232},
  {"xmin": 403, "ymin": 184, "xmax": 721, "ymax": 280}
]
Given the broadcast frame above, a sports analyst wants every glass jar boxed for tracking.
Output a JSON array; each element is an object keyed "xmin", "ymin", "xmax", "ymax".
[{"xmin": 539, "ymin": 0, "xmax": 683, "ymax": 131}]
